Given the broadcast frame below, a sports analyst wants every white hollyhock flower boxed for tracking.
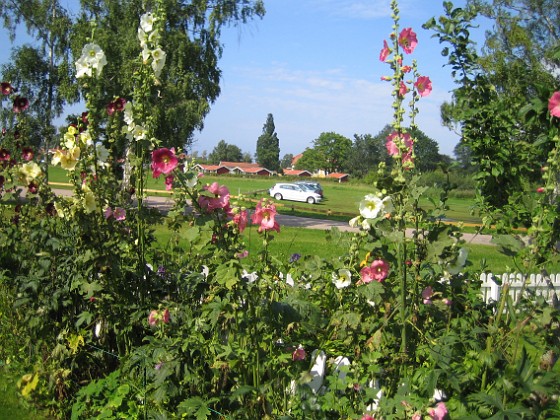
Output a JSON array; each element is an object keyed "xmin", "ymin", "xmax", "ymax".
[
  {"xmin": 359, "ymin": 194, "xmax": 393, "ymax": 219},
  {"xmin": 151, "ymin": 48, "xmax": 166, "ymax": 77},
  {"xmin": 76, "ymin": 43, "xmax": 107, "ymax": 78},
  {"xmin": 140, "ymin": 12, "xmax": 155, "ymax": 33},
  {"xmin": 332, "ymin": 269, "xmax": 351, "ymax": 289}
]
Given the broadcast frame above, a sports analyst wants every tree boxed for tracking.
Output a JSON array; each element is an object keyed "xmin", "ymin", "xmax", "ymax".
[
  {"xmin": 280, "ymin": 153, "xmax": 294, "ymax": 169},
  {"xmin": 310, "ymin": 131, "xmax": 352, "ymax": 174},
  {"xmin": 208, "ymin": 140, "xmax": 243, "ymax": 164},
  {"xmin": 425, "ymin": 0, "xmax": 558, "ymax": 219},
  {"xmin": 255, "ymin": 113, "xmax": 280, "ymax": 171},
  {"xmin": 453, "ymin": 141, "xmax": 474, "ymax": 171},
  {"xmin": 409, "ymin": 127, "xmax": 442, "ymax": 172},
  {"xmin": 345, "ymin": 133, "xmax": 386, "ymax": 178},
  {"xmin": 294, "ymin": 147, "xmax": 323, "ymax": 173},
  {"xmin": 0, "ymin": 0, "xmax": 76, "ymax": 178}
]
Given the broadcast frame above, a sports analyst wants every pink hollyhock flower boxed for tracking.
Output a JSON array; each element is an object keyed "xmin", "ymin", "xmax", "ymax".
[
  {"xmin": 21, "ymin": 147, "xmax": 34, "ymax": 161},
  {"xmin": 412, "ymin": 414, "xmax": 421, "ymax": 420},
  {"xmin": 360, "ymin": 259, "xmax": 389, "ymax": 283},
  {"xmin": 162, "ymin": 308, "xmax": 170, "ymax": 324},
  {"xmin": 151, "ymin": 148, "xmax": 178, "ymax": 178},
  {"xmin": 113, "ymin": 207, "xmax": 126, "ymax": 221},
  {"xmin": 548, "ymin": 91, "xmax": 560, "ymax": 118},
  {"xmin": 251, "ymin": 199, "xmax": 280, "ymax": 233},
  {"xmin": 386, "ymin": 131, "xmax": 414, "ymax": 157},
  {"xmin": 401, "ymin": 65, "xmax": 412, "ymax": 73},
  {"xmin": 415, "ymin": 76, "xmax": 432, "ymax": 97},
  {"xmin": 148, "ymin": 310, "xmax": 159, "ymax": 326},
  {"xmin": 103, "ymin": 207, "xmax": 113, "ymax": 219},
  {"xmin": 1, "ymin": 82, "xmax": 13, "ymax": 95},
  {"xmin": 379, "ymin": 39, "xmax": 390, "ymax": 62},
  {"xmin": 165, "ymin": 174, "xmax": 174, "ymax": 191},
  {"xmin": 381, "ymin": 75, "xmax": 392, "ymax": 81},
  {"xmin": 12, "ymin": 96, "xmax": 29, "ymax": 113},
  {"xmin": 398, "ymin": 27, "xmax": 418, "ymax": 54},
  {"xmin": 399, "ymin": 81, "xmax": 409, "ymax": 97},
  {"xmin": 233, "ymin": 209, "xmax": 248, "ymax": 232},
  {"xmin": 428, "ymin": 402, "xmax": 448, "ymax": 420},
  {"xmin": 199, "ymin": 182, "xmax": 230, "ymax": 211},
  {"xmin": 361, "ymin": 415, "xmax": 375, "ymax": 420},
  {"xmin": 292, "ymin": 346, "xmax": 306, "ymax": 361},
  {"xmin": 235, "ymin": 250, "xmax": 249, "ymax": 259},
  {"xmin": 422, "ymin": 286, "xmax": 434, "ymax": 304},
  {"xmin": 536, "ymin": 187, "xmax": 545, "ymax": 193}
]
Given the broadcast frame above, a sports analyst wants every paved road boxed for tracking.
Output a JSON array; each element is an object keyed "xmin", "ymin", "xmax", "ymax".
[{"xmin": 52, "ymin": 188, "xmax": 495, "ymax": 245}]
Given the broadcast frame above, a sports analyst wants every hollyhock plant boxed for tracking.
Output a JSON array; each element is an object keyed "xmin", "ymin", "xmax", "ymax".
[
  {"xmin": 399, "ymin": 81, "xmax": 409, "ymax": 97},
  {"xmin": 548, "ymin": 91, "xmax": 560, "ymax": 118},
  {"xmin": 332, "ymin": 269, "xmax": 352, "ymax": 289},
  {"xmin": 164, "ymin": 175, "xmax": 174, "ymax": 191},
  {"xmin": 232, "ymin": 209, "xmax": 248, "ymax": 232},
  {"xmin": 151, "ymin": 148, "xmax": 178, "ymax": 178},
  {"xmin": 422, "ymin": 286, "xmax": 434, "ymax": 304},
  {"xmin": 113, "ymin": 207, "xmax": 126, "ymax": 221},
  {"xmin": 251, "ymin": 199, "xmax": 280, "ymax": 233},
  {"xmin": 414, "ymin": 76, "xmax": 432, "ymax": 97},
  {"xmin": 198, "ymin": 182, "xmax": 230, "ymax": 212},
  {"xmin": 398, "ymin": 27, "xmax": 418, "ymax": 54}
]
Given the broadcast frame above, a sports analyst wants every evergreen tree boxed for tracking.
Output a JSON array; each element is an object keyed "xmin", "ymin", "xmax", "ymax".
[{"xmin": 255, "ymin": 113, "xmax": 280, "ymax": 171}]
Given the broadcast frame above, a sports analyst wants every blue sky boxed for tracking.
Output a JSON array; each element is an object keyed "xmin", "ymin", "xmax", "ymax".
[{"xmin": 0, "ymin": 0, "xmax": 489, "ymax": 158}]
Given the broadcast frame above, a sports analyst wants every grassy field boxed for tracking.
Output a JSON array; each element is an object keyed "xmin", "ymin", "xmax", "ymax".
[{"xmin": 48, "ymin": 167, "xmax": 481, "ymax": 223}]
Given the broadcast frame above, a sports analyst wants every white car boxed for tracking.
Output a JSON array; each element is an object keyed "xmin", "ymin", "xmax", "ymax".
[{"xmin": 269, "ymin": 183, "xmax": 322, "ymax": 204}]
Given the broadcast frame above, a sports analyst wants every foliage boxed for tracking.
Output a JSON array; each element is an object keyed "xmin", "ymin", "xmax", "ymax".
[
  {"xmin": 255, "ymin": 113, "xmax": 281, "ymax": 171},
  {"xmin": 208, "ymin": 139, "xmax": 244, "ymax": 164},
  {"xmin": 0, "ymin": 1, "xmax": 559, "ymax": 419}
]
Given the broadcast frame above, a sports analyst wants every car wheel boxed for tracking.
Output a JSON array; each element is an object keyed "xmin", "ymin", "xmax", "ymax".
[
  {"xmin": 274, "ymin": 193, "xmax": 283, "ymax": 200},
  {"xmin": 306, "ymin": 197, "xmax": 315, "ymax": 204}
]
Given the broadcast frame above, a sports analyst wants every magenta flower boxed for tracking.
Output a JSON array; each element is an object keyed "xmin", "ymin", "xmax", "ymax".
[
  {"xmin": 428, "ymin": 402, "xmax": 448, "ymax": 420},
  {"xmin": 106, "ymin": 102, "xmax": 117, "ymax": 116},
  {"xmin": 398, "ymin": 27, "xmax": 418, "ymax": 54},
  {"xmin": 548, "ymin": 91, "xmax": 560, "ymax": 118},
  {"xmin": 151, "ymin": 148, "xmax": 178, "ymax": 178},
  {"xmin": 162, "ymin": 308, "xmax": 170, "ymax": 324},
  {"xmin": 401, "ymin": 65, "xmax": 412, "ymax": 73},
  {"xmin": 537, "ymin": 187, "xmax": 545, "ymax": 193},
  {"xmin": 414, "ymin": 76, "xmax": 432, "ymax": 97},
  {"xmin": 361, "ymin": 415, "xmax": 375, "ymax": 420},
  {"xmin": 1, "ymin": 82, "xmax": 13, "ymax": 95},
  {"xmin": 379, "ymin": 40, "xmax": 390, "ymax": 62},
  {"xmin": 251, "ymin": 199, "xmax": 280, "ymax": 233},
  {"xmin": 164, "ymin": 174, "xmax": 174, "ymax": 191},
  {"xmin": 12, "ymin": 96, "xmax": 29, "ymax": 113},
  {"xmin": 113, "ymin": 207, "xmax": 126, "ymax": 221},
  {"xmin": 148, "ymin": 308, "xmax": 170, "ymax": 326}
]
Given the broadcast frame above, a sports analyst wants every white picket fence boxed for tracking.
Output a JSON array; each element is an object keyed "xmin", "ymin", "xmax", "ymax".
[{"xmin": 480, "ymin": 272, "xmax": 560, "ymax": 306}]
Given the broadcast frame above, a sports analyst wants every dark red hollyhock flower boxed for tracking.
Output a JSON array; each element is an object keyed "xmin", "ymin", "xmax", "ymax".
[
  {"xmin": 0, "ymin": 149, "xmax": 10, "ymax": 161},
  {"xmin": 13, "ymin": 96, "xmax": 29, "ymax": 113},
  {"xmin": 0, "ymin": 175, "xmax": 4, "ymax": 188},
  {"xmin": 28, "ymin": 182, "xmax": 38, "ymax": 194},
  {"xmin": 45, "ymin": 202, "xmax": 56, "ymax": 216},
  {"xmin": 81, "ymin": 112, "xmax": 89, "ymax": 124},
  {"xmin": 1, "ymin": 128, "xmax": 6, "ymax": 136},
  {"xmin": 106, "ymin": 101, "xmax": 117, "ymax": 116},
  {"xmin": 114, "ymin": 97, "xmax": 127, "ymax": 111},
  {"xmin": 13, "ymin": 130, "xmax": 20, "ymax": 139},
  {"xmin": 1, "ymin": 82, "xmax": 13, "ymax": 95},
  {"xmin": 21, "ymin": 147, "xmax": 34, "ymax": 161}
]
